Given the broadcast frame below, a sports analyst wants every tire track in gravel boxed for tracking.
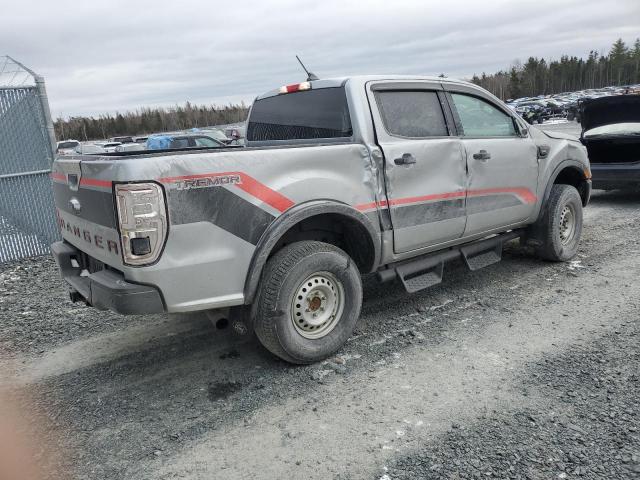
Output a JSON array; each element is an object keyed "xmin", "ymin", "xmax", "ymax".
[
  {"xmin": 141, "ymin": 228, "xmax": 640, "ymax": 480},
  {"xmin": 13, "ymin": 190, "xmax": 637, "ymax": 480}
]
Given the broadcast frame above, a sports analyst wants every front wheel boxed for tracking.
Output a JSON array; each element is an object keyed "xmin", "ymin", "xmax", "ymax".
[
  {"xmin": 534, "ymin": 184, "xmax": 583, "ymax": 261},
  {"xmin": 253, "ymin": 241, "xmax": 362, "ymax": 364}
]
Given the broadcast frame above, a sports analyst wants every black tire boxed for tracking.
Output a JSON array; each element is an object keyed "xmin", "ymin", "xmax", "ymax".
[
  {"xmin": 534, "ymin": 184, "xmax": 583, "ymax": 261},
  {"xmin": 253, "ymin": 241, "xmax": 362, "ymax": 364}
]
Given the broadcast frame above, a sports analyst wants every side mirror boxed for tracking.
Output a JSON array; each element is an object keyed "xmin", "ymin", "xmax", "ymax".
[{"xmin": 519, "ymin": 126, "xmax": 529, "ymax": 137}]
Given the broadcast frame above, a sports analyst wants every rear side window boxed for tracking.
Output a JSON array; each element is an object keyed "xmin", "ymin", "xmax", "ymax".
[
  {"xmin": 247, "ymin": 87, "xmax": 352, "ymax": 141},
  {"xmin": 450, "ymin": 93, "xmax": 517, "ymax": 137},
  {"xmin": 376, "ymin": 91, "xmax": 448, "ymax": 138}
]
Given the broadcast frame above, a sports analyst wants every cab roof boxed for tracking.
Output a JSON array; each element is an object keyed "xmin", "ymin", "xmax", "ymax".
[{"xmin": 256, "ymin": 75, "xmax": 476, "ymax": 100}]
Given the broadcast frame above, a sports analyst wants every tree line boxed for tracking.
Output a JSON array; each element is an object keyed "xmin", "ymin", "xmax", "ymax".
[
  {"xmin": 55, "ymin": 38, "xmax": 640, "ymax": 140},
  {"xmin": 54, "ymin": 102, "xmax": 249, "ymax": 141},
  {"xmin": 470, "ymin": 38, "xmax": 640, "ymax": 100}
]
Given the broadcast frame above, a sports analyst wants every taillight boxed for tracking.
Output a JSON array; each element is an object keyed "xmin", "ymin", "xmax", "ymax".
[
  {"xmin": 115, "ymin": 183, "xmax": 167, "ymax": 265},
  {"xmin": 278, "ymin": 81, "xmax": 311, "ymax": 94}
]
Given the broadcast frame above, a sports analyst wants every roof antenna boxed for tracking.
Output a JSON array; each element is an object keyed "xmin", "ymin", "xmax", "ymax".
[{"xmin": 296, "ymin": 55, "xmax": 319, "ymax": 81}]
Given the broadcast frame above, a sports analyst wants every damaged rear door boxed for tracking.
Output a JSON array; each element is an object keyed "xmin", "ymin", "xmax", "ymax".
[{"xmin": 367, "ymin": 81, "xmax": 467, "ymax": 253}]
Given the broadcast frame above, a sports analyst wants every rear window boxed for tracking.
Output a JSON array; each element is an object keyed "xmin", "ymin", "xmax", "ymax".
[
  {"xmin": 247, "ymin": 87, "xmax": 352, "ymax": 142},
  {"xmin": 58, "ymin": 141, "xmax": 79, "ymax": 149}
]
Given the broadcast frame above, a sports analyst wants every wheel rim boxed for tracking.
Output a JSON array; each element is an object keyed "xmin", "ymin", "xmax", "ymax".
[
  {"xmin": 559, "ymin": 204, "xmax": 576, "ymax": 245},
  {"xmin": 291, "ymin": 271, "xmax": 345, "ymax": 339}
]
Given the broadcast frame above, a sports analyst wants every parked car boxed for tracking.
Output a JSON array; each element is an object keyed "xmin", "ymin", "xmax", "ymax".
[
  {"xmin": 201, "ymin": 128, "xmax": 232, "ymax": 145},
  {"xmin": 580, "ymin": 95, "xmax": 640, "ymax": 190},
  {"xmin": 94, "ymin": 142, "xmax": 122, "ymax": 153},
  {"xmin": 224, "ymin": 126, "xmax": 245, "ymax": 144},
  {"xmin": 56, "ymin": 140, "xmax": 80, "ymax": 155},
  {"xmin": 109, "ymin": 136, "xmax": 134, "ymax": 144},
  {"xmin": 515, "ymin": 104, "xmax": 546, "ymax": 124},
  {"xmin": 50, "ymin": 75, "xmax": 591, "ymax": 364},
  {"xmin": 74, "ymin": 143, "xmax": 106, "ymax": 155},
  {"xmin": 115, "ymin": 143, "xmax": 145, "ymax": 153},
  {"xmin": 146, "ymin": 133, "xmax": 225, "ymax": 150}
]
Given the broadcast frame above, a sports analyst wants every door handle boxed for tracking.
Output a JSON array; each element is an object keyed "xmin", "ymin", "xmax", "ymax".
[
  {"xmin": 394, "ymin": 153, "xmax": 416, "ymax": 165},
  {"xmin": 473, "ymin": 150, "xmax": 491, "ymax": 161}
]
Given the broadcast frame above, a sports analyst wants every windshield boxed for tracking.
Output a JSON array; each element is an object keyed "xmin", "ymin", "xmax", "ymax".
[{"xmin": 247, "ymin": 87, "xmax": 352, "ymax": 142}]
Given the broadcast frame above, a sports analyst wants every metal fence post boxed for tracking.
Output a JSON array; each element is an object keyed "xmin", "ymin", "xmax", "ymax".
[{"xmin": 34, "ymin": 74, "xmax": 57, "ymax": 159}]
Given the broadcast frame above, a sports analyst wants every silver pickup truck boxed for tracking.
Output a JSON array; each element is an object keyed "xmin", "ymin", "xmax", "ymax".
[{"xmin": 50, "ymin": 76, "xmax": 591, "ymax": 364}]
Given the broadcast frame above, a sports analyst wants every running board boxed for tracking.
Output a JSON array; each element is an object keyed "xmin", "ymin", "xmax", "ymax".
[
  {"xmin": 397, "ymin": 261, "xmax": 444, "ymax": 294},
  {"xmin": 377, "ymin": 230, "xmax": 523, "ymax": 293},
  {"xmin": 460, "ymin": 243, "xmax": 502, "ymax": 271}
]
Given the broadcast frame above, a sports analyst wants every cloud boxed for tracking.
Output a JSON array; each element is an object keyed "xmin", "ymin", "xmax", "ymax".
[{"xmin": 2, "ymin": 0, "xmax": 638, "ymax": 117}]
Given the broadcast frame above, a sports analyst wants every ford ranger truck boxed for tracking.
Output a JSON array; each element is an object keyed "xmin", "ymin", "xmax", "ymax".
[{"xmin": 50, "ymin": 76, "xmax": 592, "ymax": 364}]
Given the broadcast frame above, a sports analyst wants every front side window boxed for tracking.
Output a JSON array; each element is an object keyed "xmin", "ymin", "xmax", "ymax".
[
  {"xmin": 451, "ymin": 93, "xmax": 517, "ymax": 137},
  {"xmin": 247, "ymin": 87, "xmax": 352, "ymax": 141},
  {"xmin": 376, "ymin": 91, "xmax": 448, "ymax": 138}
]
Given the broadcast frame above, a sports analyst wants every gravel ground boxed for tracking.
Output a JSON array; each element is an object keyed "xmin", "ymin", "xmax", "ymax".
[
  {"xmin": 1, "ymin": 122, "xmax": 639, "ymax": 479},
  {"xmin": 384, "ymin": 320, "xmax": 640, "ymax": 479}
]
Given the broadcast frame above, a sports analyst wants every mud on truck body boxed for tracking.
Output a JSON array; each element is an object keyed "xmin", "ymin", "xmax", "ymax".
[{"xmin": 51, "ymin": 76, "xmax": 592, "ymax": 364}]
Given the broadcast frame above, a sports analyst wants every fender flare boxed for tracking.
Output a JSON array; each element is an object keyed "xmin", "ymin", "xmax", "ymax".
[
  {"xmin": 243, "ymin": 200, "xmax": 382, "ymax": 304},
  {"xmin": 538, "ymin": 159, "xmax": 589, "ymax": 219}
]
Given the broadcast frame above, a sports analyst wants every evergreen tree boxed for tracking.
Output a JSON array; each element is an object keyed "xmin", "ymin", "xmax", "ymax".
[{"xmin": 470, "ymin": 38, "xmax": 640, "ymax": 99}]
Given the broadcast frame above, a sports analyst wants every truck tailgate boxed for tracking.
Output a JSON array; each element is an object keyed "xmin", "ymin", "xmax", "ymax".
[{"xmin": 51, "ymin": 157, "xmax": 123, "ymax": 268}]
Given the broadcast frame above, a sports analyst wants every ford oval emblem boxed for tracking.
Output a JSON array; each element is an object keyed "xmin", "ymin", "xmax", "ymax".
[{"xmin": 69, "ymin": 197, "xmax": 81, "ymax": 215}]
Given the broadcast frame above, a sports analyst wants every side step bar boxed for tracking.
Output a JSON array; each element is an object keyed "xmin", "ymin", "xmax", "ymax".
[{"xmin": 377, "ymin": 230, "xmax": 523, "ymax": 293}]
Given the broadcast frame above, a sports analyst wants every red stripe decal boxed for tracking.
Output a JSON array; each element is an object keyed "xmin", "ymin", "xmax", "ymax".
[
  {"xmin": 50, "ymin": 173, "xmax": 111, "ymax": 189},
  {"xmin": 158, "ymin": 172, "xmax": 294, "ymax": 213},
  {"xmin": 467, "ymin": 187, "xmax": 537, "ymax": 204},
  {"xmin": 387, "ymin": 190, "xmax": 466, "ymax": 207},
  {"xmin": 50, "ymin": 172, "xmax": 66, "ymax": 183},
  {"xmin": 79, "ymin": 178, "xmax": 112, "ymax": 188},
  {"xmin": 235, "ymin": 175, "xmax": 294, "ymax": 213},
  {"xmin": 356, "ymin": 187, "xmax": 536, "ymax": 211},
  {"xmin": 356, "ymin": 201, "xmax": 383, "ymax": 212}
]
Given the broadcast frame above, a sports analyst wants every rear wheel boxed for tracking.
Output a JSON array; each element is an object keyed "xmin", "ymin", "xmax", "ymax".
[
  {"xmin": 253, "ymin": 241, "xmax": 362, "ymax": 364},
  {"xmin": 534, "ymin": 184, "xmax": 583, "ymax": 261}
]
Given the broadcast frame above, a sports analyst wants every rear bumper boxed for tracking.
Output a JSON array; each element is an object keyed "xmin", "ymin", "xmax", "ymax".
[
  {"xmin": 591, "ymin": 162, "xmax": 640, "ymax": 190},
  {"xmin": 51, "ymin": 241, "xmax": 165, "ymax": 315}
]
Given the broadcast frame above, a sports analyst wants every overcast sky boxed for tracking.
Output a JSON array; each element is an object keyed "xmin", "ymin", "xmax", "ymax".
[{"xmin": 2, "ymin": 0, "xmax": 638, "ymax": 118}]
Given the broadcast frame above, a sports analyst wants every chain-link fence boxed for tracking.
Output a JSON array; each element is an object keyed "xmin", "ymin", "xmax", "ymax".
[{"xmin": 0, "ymin": 56, "xmax": 59, "ymax": 264}]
